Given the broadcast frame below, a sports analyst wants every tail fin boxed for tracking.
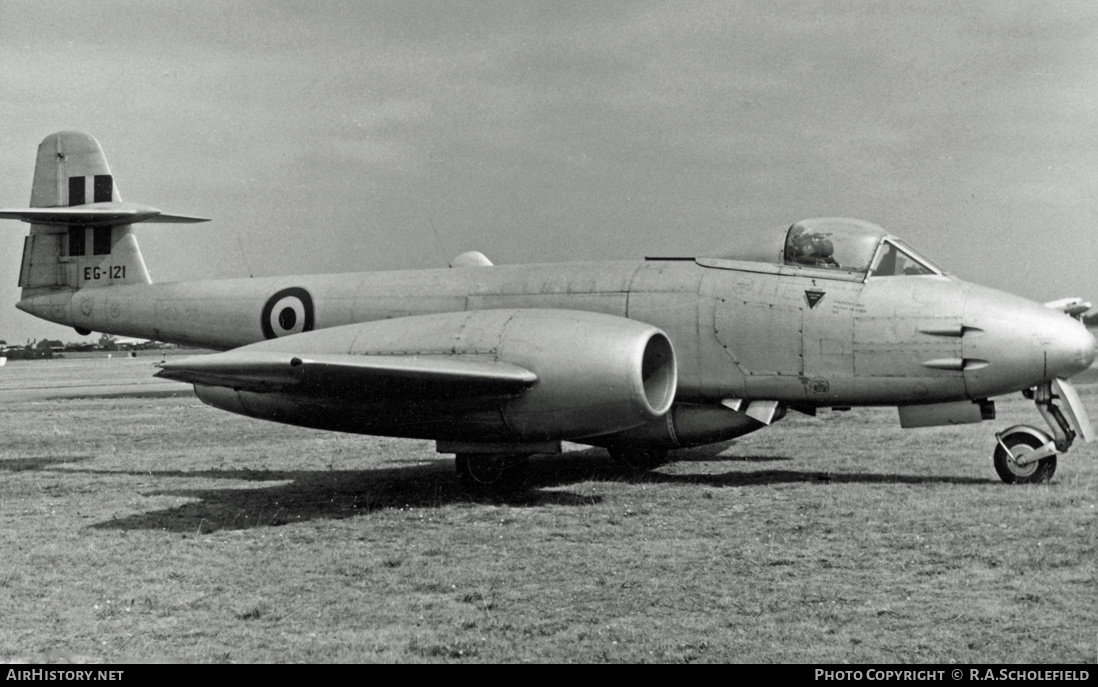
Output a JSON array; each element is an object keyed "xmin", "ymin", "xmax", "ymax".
[
  {"xmin": 2, "ymin": 131, "xmax": 207, "ymax": 297},
  {"xmin": 30, "ymin": 129, "xmax": 117, "ymax": 208}
]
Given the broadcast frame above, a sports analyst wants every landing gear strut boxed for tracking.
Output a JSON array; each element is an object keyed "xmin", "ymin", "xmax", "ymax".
[{"xmin": 993, "ymin": 379, "xmax": 1093, "ymax": 484}]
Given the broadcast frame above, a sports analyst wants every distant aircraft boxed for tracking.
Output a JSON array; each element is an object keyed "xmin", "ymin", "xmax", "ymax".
[{"xmin": 3, "ymin": 132, "xmax": 1095, "ymax": 487}]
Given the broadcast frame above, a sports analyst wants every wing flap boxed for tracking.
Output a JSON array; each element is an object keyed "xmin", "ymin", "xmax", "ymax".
[{"xmin": 156, "ymin": 350, "xmax": 537, "ymax": 400}]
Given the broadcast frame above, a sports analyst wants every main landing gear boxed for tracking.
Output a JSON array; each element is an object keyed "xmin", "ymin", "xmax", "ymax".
[
  {"xmin": 454, "ymin": 453, "xmax": 529, "ymax": 491},
  {"xmin": 993, "ymin": 379, "xmax": 1093, "ymax": 484},
  {"xmin": 450, "ymin": 445, "xmax": 673, "ymax": 491},
  {"xmin": 607, "ymin": 448, "xmax": 670, "ymax": 472}
]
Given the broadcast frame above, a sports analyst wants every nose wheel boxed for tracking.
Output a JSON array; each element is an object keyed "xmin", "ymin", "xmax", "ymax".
[
  {"xmin": 993, "ymin": 430, "xmax": 1057, "ymax": 484},
  {"xmin": 992, "ymin": 379, "xmax": 1092, "ymax": 484}
]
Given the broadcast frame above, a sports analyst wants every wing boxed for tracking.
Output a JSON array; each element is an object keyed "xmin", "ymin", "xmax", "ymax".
[{"xmin": 155, "ymin": 350, "xmax": 537, "ymax": 401}]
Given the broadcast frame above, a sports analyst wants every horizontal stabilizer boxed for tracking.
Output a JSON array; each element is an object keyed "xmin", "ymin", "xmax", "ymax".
[
  {"xmin": 156, "ymin": 350, "xmax": 537, "ymax": 400},
  {"xmin": 1044, "ymin": 297, "xmax": 1091, "ymax": 318},
  {"xmin": 0, "ymin": 203, "xmax": 209, "ymax": 227}
]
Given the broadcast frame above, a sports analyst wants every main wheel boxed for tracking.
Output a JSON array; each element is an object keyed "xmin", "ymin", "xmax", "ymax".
[
  {"xmin": 455, "ymin": 453, "xmax": 528, "ymax": 491},
  {"xmin": 993, "ymin": 432, "xmax": 1057, "ymax": 484},
  {"xmin": 608, "ymin": 448, "xmax": 670, "ymax": 471}
]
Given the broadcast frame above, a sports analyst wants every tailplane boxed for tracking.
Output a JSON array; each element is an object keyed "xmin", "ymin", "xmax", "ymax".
[{"xmin": 2, "ymin": 131, "xmax": 207, "ymax": 297}]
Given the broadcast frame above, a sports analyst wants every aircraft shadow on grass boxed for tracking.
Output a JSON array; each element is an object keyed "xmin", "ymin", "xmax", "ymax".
[
  {"xmin": 0, "ymin": 455, "xmax": 96, "ymax": 471},
  {"xmin": 77, "ymin": 445, "xmax": 992, "ymax": 534}
]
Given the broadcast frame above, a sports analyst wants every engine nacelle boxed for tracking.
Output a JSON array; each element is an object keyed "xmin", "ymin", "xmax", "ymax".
[
  {"xmin": 488, "ymin": 310, "xmax": 676, "ymax": 439},
  {"xmin": 191, "ymin": 309, "xmax": 677, "ymax": 443}
]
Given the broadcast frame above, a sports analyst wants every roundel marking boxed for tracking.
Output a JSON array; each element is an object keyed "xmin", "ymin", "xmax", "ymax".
[
  {"xmin": 261, "ymin": 287, "xmax": 315, "ymax": 339},
  {"xmin": 278, "ymin": 307, "xmax": 296, "ymax": 330}
]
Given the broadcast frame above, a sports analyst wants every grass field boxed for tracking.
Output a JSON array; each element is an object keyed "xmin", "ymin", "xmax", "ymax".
[{"xmin": 0, "ymin": 359, "xmax": 1095, "ymax": 663}]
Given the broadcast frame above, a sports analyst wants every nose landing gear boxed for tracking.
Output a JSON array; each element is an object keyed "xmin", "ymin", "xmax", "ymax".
[
  {"xmin": 993, "ymin": 379, "xmax": 1094, "ymax": 484},
  {"xmin": 993, "ymin": 429, "xmax": 1058, "ymax": 483}
]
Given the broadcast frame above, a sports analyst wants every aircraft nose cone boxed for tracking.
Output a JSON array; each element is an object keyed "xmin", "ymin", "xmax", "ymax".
[
  {"xmin": 1045, "ymin": 315, "xmax": 1097, "ymax": 379},
  {"xmin": 962, "ymin": 285, "xmax": 1097, "ymax": 397}
]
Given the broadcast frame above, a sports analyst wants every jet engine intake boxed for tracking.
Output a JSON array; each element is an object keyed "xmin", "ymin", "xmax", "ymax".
[{"xmin": 495, "ymin": 312, "xmax": 677, "ymax": 440}]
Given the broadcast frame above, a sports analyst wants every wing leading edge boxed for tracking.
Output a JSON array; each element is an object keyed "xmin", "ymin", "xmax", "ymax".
[{"xmin": 156, "ymin": 351, "xmax": 537, "ymax": 401}]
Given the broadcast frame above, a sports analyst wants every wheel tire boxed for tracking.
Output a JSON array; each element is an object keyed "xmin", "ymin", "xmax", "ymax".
[
  {"xmin": 608, "ymin": 448, "xmax": 671, "ymax": 472},
  {"xmin": 455, "ymin": 453, "xmax": 528, "ymax": 491},
  {"xmin": 993, "ymin": 432, "xmax": 1057, "ymax": 484}
]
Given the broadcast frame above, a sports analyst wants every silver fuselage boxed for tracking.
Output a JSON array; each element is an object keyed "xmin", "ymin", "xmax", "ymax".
[{"xmin": 18, "ymin": 257, "xmax": 1094, "ymax": 408}]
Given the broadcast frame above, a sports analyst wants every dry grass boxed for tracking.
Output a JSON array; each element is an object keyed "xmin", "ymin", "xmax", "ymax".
[{"xmin": 0, "ymin": 359, "xmax": 1094, "ymax": 663}]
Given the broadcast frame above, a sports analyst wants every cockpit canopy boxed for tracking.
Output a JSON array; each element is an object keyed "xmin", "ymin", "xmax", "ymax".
[{"xmin": 705, "ymin": 217, "xmax": 943, "ymax": 279}]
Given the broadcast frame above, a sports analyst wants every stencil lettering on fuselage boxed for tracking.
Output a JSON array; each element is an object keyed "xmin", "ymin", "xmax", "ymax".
[{"xmin": 261, "ymin": 287, "xmax": 315, "ymax": 339}]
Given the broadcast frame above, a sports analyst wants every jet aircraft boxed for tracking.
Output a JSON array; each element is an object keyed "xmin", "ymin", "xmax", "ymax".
[{"xmin": 4, "ymin": 132, "xmax": 1096, "ymax": 487}]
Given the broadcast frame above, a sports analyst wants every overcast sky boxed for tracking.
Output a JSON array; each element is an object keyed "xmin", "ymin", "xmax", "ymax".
[{"xmin": 2, "ymin": 1, "xmax": 1096, "ymax": 344}]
